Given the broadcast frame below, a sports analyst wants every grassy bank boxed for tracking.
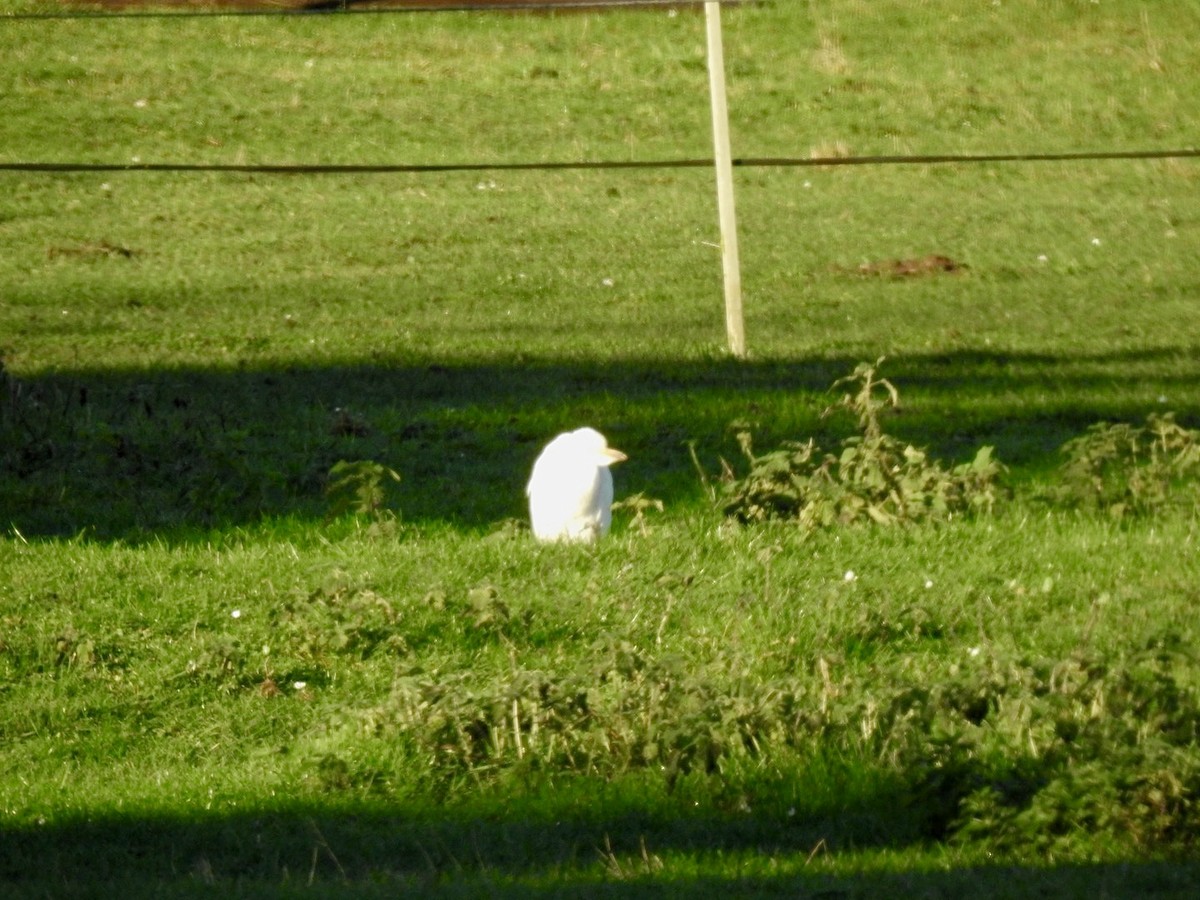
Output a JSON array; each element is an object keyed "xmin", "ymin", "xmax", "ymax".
[{"xmin": 2, "ymin": 1, "xmax": 1199, "ymax": 895}]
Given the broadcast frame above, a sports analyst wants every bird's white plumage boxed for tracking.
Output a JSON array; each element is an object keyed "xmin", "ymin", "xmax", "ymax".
[{"xmin": 526, "ymin": 427, "xmax": 627, "ymax": 543}]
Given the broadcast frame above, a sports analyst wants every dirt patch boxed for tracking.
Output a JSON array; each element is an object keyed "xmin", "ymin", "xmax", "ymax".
[
  {"xmin": 46, "ymin": 240, "xmax": 139, "ymax": 261},
  {"xmin": 839, "ymin": 254, "xmax": 968, "ymax": 278}
]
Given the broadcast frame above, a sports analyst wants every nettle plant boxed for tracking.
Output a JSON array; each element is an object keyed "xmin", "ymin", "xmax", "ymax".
[
  {"xmin": 1054, "ymin": 413, "xmax": 1200, "ymax": 517},
  {"xmin": 324, "ymin": 459, "xmax": 402, "ymax": 522},
  {"xmin": 357, "ymin": 638, "xmax": 800, "ymax": 791},
  {"xmin": 721, "ymin": 360, "xmax": 1004, "ymax": 527}
]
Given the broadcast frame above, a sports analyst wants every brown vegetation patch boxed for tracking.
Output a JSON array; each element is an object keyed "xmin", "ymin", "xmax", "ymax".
[
  {"xmin": 47, "ymin": 240, "xmax": 139, "ymax": 261},
  {"xmin": 839, "ymin": 254, "xmax": 968, "ymax": 278}
]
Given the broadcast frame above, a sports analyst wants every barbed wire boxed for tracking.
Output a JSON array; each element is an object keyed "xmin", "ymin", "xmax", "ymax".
[
  {"xmin": 5, "ymin": 0, "xmax": 740, "ymax": 21},
  {"xmin": 2, "ymin": 148, "xmax": 1196, "ymax": 176}
]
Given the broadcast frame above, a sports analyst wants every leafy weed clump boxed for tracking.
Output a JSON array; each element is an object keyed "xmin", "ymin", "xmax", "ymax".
[
  {"xmin": 184, "ymin": 572, "xmax": 409, "ymax": 693},
  {"xmin": 721, "ymin": 360, "xmax": 1004, "ymax": 527},
  {"xmin": 273, "ymin": 573, "xmax": 409, "ymax": 664},
  {"xmin": 352, "ymin": 638, "xmax": 802, "ymax": 792},
  {"xmin": 316, "ymin": 623, "xmax": 1200, "ymax": 855},
  {"xmin": 934, "ymin": 632, "xmax": 1200, "ymax": 854},
  {"xmin": 324, "ymin": 459, "xmax": 402, "ymax": 522},
  {"xmin": 1052, "ymin": 413, "xmax": 1200, "ymax": 518}
]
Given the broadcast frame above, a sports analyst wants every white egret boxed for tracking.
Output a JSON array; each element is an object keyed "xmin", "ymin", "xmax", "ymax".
[{"xmin": 526, "ymin": 427, "xmax": 627, "ymax": 543}]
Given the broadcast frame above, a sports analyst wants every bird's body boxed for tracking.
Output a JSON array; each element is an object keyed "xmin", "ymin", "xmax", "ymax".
[{"xmin": 527, "ymin": 427, "xmax": 627, "ymax": 543}]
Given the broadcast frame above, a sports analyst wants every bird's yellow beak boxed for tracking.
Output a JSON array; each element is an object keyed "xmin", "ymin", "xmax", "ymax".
[{"xmin": 601, "ymin": 447, "xmax": 627, "ymax": 465}]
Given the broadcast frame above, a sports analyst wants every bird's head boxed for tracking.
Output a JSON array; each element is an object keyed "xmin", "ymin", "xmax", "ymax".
[{"xmin": 564, "ymin": 427, "xmax": 627, "ymax": 468}]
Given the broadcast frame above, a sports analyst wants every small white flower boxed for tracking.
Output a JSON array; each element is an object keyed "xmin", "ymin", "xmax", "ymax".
[
  {"xmin": 968, "ymin": 646, "xmax": 981, "ymax": 657},
  {"xmin": 1158, "ymin": 395, "xmax": 1169, "ymax": 404},
  {"xmin": 134, "ymin": 98, "xmax": 148, "ymax": 109},
  {"xmin": 843, "ymin": 570, "xmax": 857, "ymax": 583},
  {"xmin": 924, "ymin": 579, "xmax": 934, "ymax": 589},
  {"xmin": 230, "ymin": 609, "xmax": 241, "ymax": 619},
  {"xmin": 1091, "ymin": 237, "xmax": 1101, "ymax": 246},
  {"xmin": 602, "ymin": 278, "xmax": 615, "ymax": 287},
  {"xmin": 293, "ymin": 681, "xmax": 307, "ymax": 691},
  {"xmin": 1037, "ymin": 254, "xmax": 1049, "ymax": 263}
]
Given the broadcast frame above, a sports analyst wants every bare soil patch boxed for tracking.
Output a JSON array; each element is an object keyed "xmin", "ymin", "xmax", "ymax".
[{"xmin": 841, "ymin": 254, "xmax": 968, "ymax": 278}]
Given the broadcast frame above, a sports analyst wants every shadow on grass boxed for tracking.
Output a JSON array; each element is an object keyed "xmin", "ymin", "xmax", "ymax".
[
  {"xmin": 3, "ymin": 793, "xmax": 1199, "ymax": 899},
  {"xmin": 3, "ymin": 347, "xmax": 1198, "ymax": 539}
]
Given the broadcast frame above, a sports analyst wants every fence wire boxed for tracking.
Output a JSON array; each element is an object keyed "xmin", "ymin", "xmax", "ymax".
[
  {"xmin": 3, "ymin": 149, "xmax": 1197, "ymax": 177},
  {"xmin": 6, "ymin": 0, "xmax": 738, "ymax": 21}
]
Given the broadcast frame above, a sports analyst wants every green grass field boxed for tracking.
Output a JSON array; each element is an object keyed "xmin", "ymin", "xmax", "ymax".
[{"xmin": 3, "ymin": 1, "xmax": 1200, "ymax": 896}]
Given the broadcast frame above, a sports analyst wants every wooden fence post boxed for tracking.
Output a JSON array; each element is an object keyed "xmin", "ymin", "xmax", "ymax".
[{"xmin": 705, "ymin": 1, "xmax": 746, "ymax": 358}]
